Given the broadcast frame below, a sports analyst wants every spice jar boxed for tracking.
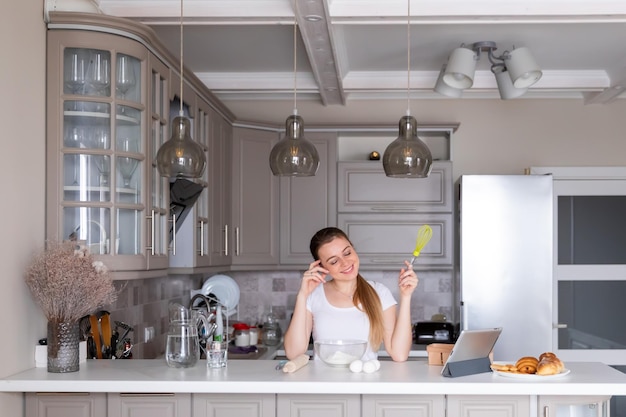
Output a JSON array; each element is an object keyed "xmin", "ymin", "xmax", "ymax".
[
  {"xmin": 233, "ymin": 323, "xmax": 250, "ymax": 347},
  {"xmin": 249, "ymin": 326, "xmax": 259, "ymax": 346}
]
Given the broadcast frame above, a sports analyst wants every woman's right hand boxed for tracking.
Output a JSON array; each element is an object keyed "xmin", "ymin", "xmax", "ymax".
[{"xmin": 299, "ymin": 260, "xmax": 328, "ymax": 297}]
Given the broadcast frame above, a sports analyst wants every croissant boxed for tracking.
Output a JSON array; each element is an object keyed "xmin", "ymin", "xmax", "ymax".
[
  {"xmin": 515, "ymin": 356, "xmax": 539, "ymax": 374},
  {"xmin": 536, "ymin": 357, "xmax": 564, "ymax": 375},
  {"xmin": 538, "ymin": 352, "xmax": 557, "ymax": 362}
]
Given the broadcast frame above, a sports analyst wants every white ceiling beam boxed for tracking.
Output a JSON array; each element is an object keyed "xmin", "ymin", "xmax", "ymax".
[{"xmin": 294, "ymin": 0, "xmax": 345, "ymax": 106}]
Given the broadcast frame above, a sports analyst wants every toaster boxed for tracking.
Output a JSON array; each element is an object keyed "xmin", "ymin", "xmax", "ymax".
[{"xmin": 413, "ymin": 321, "xmax": 455, "ymax": 345}]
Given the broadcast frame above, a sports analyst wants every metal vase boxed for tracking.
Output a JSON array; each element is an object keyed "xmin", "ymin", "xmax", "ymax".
[{"xmin": 47, "ymin": 320, "xmax": 80, "ymax": 373}]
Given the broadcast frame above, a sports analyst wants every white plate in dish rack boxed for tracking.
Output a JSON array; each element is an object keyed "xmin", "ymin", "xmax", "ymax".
[{"xmin": 199, "ymin": 274, "xmax": 240, "ymax": 310}]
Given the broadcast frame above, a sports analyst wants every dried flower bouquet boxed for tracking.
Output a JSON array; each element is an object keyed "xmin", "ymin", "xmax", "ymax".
[{"xmin": 25, "ymin": 241, "xmax": 118, "ymax": 323}]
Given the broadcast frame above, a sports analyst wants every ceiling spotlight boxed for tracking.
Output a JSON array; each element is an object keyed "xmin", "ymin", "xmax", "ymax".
[
  {"xmin": 436, "ymin": 41, "xmax": 542, "ymax": 99},
  {"xmin": 442, "ymin": 46, "xmax": 476, "ymax": 89},
  {"xmin": 505, "ymin": 46, "xmax": 542, "ymax": 88},
  {"xmin": 434, "ymin": 64, "xmax": 463, "ymax": 98},
  {"xmin": 492, "ymin": 64, "xmax": 527, "ymax": 100}
]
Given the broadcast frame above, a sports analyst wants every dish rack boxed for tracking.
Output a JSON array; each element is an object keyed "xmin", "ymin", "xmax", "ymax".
[{"xmin": 189, "ymin": 293, "xmax": 234, "ymax": 352}]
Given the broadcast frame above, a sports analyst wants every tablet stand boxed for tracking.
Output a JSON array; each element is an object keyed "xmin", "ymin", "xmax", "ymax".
[{"xmin": 441, "ymin": 357, "xmax": 492, "ymax": 378}]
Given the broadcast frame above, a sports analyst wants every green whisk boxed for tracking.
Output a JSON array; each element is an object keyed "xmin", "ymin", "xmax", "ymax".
[{"xmin": 409, "ymin": 225, "xmax": 433, "ymax": 265}]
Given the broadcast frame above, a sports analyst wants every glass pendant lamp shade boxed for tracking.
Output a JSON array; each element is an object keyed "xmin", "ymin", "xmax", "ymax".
[
  {"xmin": 443, "ymin": 47, "xmax": 476, "ymax": 89},
  {"xmin": 382, "ymin": 115, "xmax": 433, "ymax": 178},
  {"xmin": 156, "ymin": 116, "xmax": 206, "ymax": 178},
  {"xmin": 269, "ymin": 114, "xmax": 319, "ymax": 177},
  {"xmin": 506, "ymin": 47, "xmax": 542, "ymax": 88}
]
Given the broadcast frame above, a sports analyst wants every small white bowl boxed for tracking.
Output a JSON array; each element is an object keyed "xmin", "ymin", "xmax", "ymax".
[{"xmin": 314, "ymin": 340, "xmax": 367, "ymax": 367}]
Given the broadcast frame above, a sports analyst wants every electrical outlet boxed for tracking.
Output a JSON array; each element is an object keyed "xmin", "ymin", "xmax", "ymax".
[{"xmin": 144, "ymin": 326, "xmax": 155, "ymax": 342}]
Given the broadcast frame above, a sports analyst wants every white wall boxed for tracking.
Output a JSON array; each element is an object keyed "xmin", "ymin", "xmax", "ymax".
[{"xmin": 0, "ymin": 0, "xmax": 47, "ymax": 413}]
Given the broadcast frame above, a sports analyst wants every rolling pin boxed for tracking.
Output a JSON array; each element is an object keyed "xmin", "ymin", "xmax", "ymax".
[{"xmin": 282, "ymin": 354, "xmax": 310, "ymax": 373}]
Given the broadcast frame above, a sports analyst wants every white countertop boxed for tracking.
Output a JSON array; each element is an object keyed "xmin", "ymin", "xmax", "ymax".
[{"xmin": 3, "ymin": 360, "xmax": 626, "ymax": 396}]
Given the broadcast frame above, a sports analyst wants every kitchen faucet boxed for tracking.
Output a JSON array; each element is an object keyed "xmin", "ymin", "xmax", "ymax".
[{"xmin": 189, "ymin": 294, "xmax": 218, "ymax": 343}]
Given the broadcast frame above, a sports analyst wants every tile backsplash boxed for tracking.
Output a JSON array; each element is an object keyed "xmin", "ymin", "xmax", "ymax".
[{"xmin": 107, "ymin": 269, "xmax": 454, "ymax": 359}]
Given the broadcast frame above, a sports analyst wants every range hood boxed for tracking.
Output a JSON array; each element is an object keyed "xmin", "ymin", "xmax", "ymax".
[{"xmin": 169, "ymin": 178, "xmax": 204, "ymax": 242}]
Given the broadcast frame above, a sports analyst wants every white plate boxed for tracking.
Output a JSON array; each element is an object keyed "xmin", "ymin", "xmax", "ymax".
[
  {"xmin": 493, "ymin": 368, "xmax": 571, "ymax": 380},
  {"xmin": 200, "ymin": 274, "xmax": 240, "ymax": 310}
]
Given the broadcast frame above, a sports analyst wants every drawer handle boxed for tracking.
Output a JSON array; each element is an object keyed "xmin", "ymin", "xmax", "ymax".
[
  {"xmin": 370, "ymin": 259, "xmax": 401, "ymax": 263},
  {"xmin": 370, "ymin": 206, "xmax": 418, "ymax": 211}
]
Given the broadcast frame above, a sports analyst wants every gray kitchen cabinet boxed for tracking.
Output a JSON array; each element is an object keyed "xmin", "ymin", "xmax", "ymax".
[
  {"xmin": 338, "ymin": 213, "xmax": 453, "ymax": 269},
  {"xmin": 208, "ymin": 107, "xmax": 233, "ymax": 267},
  {"xmin": 361, "ymin": 394, "xmax": 445, "ymax": 417},
  {"xmin": 192, "ymin": 393, "xmax": 275, "ymax": 417},
  {"xmin": 538, "ymin": 395, "xmax": 610, "ymax": 417},
  {"xmin": 337, "ymin": 161, "xmax": 453, "ymax": 270},
  {"xmin": 46, "ymin": 13, "xmax": 174, "ymax": 276},
  {"xmin": 277, "ymin": 394, "xmax": 360, "ymax": 417},
  {"xmin": 231, "ymin": 127, "xmax": 279, "ymax": 266},
  {"xmin": 107, "ymin": 393, "xmax": 191, "ymax": 417},
  {"xmin": 25, "ymin": 392, "xmax": 107, "ymax": 417},
  {"xmin": 168, "ymin": 95, "xmax": 221, "ymax": 270},
  {"xmin": 447, "ymin": 395, "xmax": 530, "ymax": 417},
  {"xmin": 337, "ymin": 161, "xmax": 453, "ymax": 213},
  {"xmin": 279, "ymin": 133, "xmax": 338, "ymax": 265}
]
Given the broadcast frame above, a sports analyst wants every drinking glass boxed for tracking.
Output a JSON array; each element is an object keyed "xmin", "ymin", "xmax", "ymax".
[
  {"xmin": 207, "ymin": 340, "xmax": 227, "ymax": 368},
  {"xmin": 117, "ymin": 137, "xmax": 139, "ymax": 188},
  {"xmin": 64, "ymin": 126, "xmax": 88, "ymax": 185},
  {"xmin": 88, "ymin": 51, "xmax": 110, "ymax": 96},
  {"xmin": 116, "ymin": 55, "xmax": 136, "ymax": 100},
  {"xmin": 94, "ymin": 155, "xmax": 110, "ymax": 186},
  {"xmin": 90, "ymin": 126, "xmax": 110, "ymax": 150},
  {"xmin": 65, "ymin": 51, "xmax": 87, "ymax": 95}
]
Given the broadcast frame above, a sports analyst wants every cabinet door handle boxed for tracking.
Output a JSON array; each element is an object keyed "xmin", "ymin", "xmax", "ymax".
[
  {"xmin": 370, "ymin": 206, "xmax": 418, "ymax": 211},
  {"xmin": 171, "ymin": 213, "xmax": 176, "ymax": 256},
  {"xmin": 554, "ymin": 323, "xmax": 568, "ymax": 329},
  {"xmin": 543, "ymin": 405, "xmax": 549, "ymax": 417},
  {"xmin": 370, "ymin": 258, "xmax": 400, "ymax": 263},
  {"xmin": 151, "ymin": 210, "xmax": 156, "ymax": 256},
  {"xmin": 235, "ymin": 227, "xmax": 240, "ymax": 256},
  {"xmin": 223, "ymin": 224, "xmax": 229, "ymax": 256},
  {"xmin": 198, "ymin": 220, "xmax": 205, "ymax": 256},
  {"xmin": 146, "ymin": 210, "xmax": 155, "ymax": 256}
]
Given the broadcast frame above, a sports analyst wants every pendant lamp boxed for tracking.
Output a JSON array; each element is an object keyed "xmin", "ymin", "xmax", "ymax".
[
  {"xmin": 382, "ymin": 0, "xmax": 432, "ymax": 178},
  {"xmin": 269, "ymin": 0, "xmax": 320, "ymax": 177},
  {"xmin": 156, "ymin": 0, "xmax": 206, "ymax": 179}
]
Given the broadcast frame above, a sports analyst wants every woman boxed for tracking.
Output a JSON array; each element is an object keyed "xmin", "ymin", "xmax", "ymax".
[{"xmin": 283, "ymin": 227, "xmax": 418, "ymax": 362}]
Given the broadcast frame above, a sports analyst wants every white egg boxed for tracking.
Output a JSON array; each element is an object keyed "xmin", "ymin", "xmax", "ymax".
[
  {"xmin": 371, "ymin": 359, "xmax": 381, "ymax": 370},
  {"xmin": 362, "ymin": 360, "xmax": 377, "ymax": 373},
  {"xmin": 349, "ymin": 360, "xmax": 363, "ymax": 373}
]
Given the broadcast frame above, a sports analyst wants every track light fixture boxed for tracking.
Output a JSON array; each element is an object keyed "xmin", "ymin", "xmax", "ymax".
[{"xmin": 436, "ymin": 41, "xmax": 542, "ymax": 100}]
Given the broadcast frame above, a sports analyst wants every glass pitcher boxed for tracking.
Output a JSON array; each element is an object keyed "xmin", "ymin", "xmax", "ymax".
[{"xmin": 165, "ymin": 304, "xmax": 209, "ymax": 368}]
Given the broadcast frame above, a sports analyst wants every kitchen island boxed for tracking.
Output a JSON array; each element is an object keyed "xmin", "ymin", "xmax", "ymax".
[{"xmin": 3, "ymin": 360, "xmax": 626, "ymax": 417}]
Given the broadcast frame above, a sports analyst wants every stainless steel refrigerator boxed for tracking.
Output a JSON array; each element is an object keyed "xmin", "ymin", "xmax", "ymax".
[{"xmin": 459, "ymin": 175, "xmax": 553, "ymax": 361}]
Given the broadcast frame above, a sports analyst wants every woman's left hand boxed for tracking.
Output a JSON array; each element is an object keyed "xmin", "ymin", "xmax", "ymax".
[{"xmin": 398, "ymin": 260, "xmax": 418, "ymax": 297}]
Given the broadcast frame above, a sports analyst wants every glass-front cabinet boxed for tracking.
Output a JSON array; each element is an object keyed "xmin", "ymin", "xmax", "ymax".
[
  {"xmin": 47, "ymin": 16, "xmax": 170, "ymax": 275},
  {"xmin": 531, "ymin": 166, "xmax": 626, "ymax": 365}
]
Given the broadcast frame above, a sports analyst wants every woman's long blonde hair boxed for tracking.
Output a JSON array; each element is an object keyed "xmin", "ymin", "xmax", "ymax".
[{"xmin": 310, "ymin": 227, "xmax": 385, "ymax": 349}]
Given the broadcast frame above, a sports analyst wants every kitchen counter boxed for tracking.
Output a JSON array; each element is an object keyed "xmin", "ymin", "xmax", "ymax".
[{"xmin": 3, "ymin": 360, "xmax": 626, "ymax": 396}]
